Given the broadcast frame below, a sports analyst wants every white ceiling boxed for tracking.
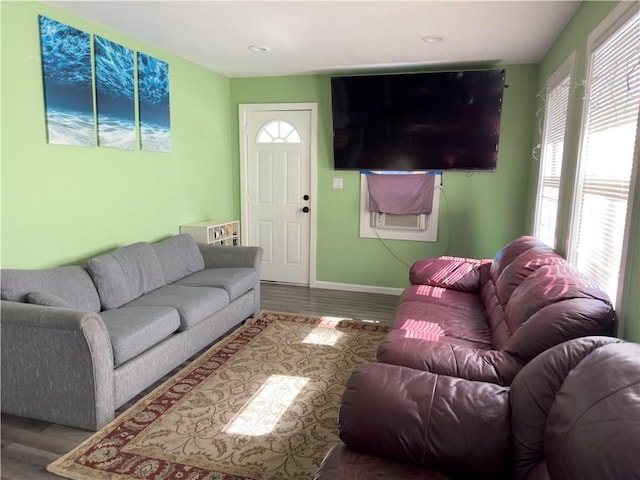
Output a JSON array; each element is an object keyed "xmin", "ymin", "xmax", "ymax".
[{"xmin": 47, "ymin": 0, "xmax": 581, "ymax": 77}]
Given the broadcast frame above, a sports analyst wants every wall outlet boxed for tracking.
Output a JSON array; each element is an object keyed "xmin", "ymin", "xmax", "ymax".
[{"xmin": 332, "ymin": 178, "xmax": 343, "ymax": 189}]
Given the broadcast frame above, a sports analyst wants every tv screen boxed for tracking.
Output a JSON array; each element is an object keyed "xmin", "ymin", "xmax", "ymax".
[{"xmin": 331, "ymin": 69, "xmax": 505, "ymax": 171}]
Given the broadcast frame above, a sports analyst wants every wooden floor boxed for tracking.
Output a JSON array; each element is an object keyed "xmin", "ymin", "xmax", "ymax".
[
  {"xmin": 1, "ymin": 282, "xmax": 399, "ymax": 479},
  {"xmin": 259, "ymin": 281, "xmax": 398, "ymax": 323}
]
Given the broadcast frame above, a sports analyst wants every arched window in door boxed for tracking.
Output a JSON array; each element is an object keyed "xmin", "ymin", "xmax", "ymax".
[{"xmin": 257, "ymin": 120, "xmax": 302, "ymax": 144}]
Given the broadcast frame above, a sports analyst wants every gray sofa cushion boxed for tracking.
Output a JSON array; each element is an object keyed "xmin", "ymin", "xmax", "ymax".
[
  {"xmin": 87, "ymin": 242, "xmax": 166, "ymax": 310},
  {"xmin": 26, "ymin": 291, "xmax": 74, "ymax": 309},
  {"xmin": 152, "ymin": 234, "xmax": 205, "ymax": 284},
  {"xmin": 0, "ymin": 266, "xmax": 101, "ymax": 312},
  {"xmin": 126, "ymin": 285, "xmax": 229, "ymax": 330},
  {"xmin": 100, "ymin": 306, "xmax": 180, "ymax": 366},
  {"xmin": 174, "ymin": 268, "xmax": 260, "ymax": 301}
]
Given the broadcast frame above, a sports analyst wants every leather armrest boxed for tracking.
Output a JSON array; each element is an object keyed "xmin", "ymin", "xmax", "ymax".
[
  {"xmin": 339, "ymin": 362, "xmax": 511, "ymax": 479},
  {"xmin": 409, "ymin": 257, "xmax": 482, "ymax": 292}
]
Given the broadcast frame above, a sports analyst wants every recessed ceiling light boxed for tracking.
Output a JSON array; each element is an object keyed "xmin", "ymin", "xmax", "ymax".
[
  {"xmin": 248, "ymin": 45, "xmax": 271, "ymax": 53},
  {"xmin": 422, "ymin": 35, "xmax": 444, "ymax": 44}
]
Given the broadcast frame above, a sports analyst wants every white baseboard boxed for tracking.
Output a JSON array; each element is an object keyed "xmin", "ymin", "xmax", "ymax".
[{"xmin": 310, "ymin": 280, "xmax": 403, "ymax": 296}]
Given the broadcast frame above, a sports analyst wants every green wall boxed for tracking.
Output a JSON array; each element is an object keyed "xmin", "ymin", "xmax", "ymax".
[
  {"xmin": 1, "ymin": 2, "xmax": 234, "ymax": 268},
  {"xmin": 530, "ymin": 1, "xmax": 639, "ymax": 342},
  {"xmin": 231, "ymin": 65, "xmax": 539, "ymax": 289}
]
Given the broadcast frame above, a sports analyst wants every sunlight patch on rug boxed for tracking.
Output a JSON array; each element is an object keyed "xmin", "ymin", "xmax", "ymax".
[
  {"xmin": 223, "ymin": 374, "xmax": 309, "ymax": 436},
  {"xmin": 302, "ymin": 316, "xmax": 345, "ymax": 346}
]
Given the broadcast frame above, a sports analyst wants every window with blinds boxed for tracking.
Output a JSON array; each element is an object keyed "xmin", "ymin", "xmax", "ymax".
[
  {"xmin": 533, "ymin": 64, "xmax": 573, "ymax": 248},
  {"xmin": 569, "ymin": 7, "xmax": 639, "ymax": 306}
]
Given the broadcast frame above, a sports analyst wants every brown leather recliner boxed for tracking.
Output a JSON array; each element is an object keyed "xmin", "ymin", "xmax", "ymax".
[
  {"xmin": 315, "ymin": 336, "xmax": 640, "ymax": 480},
  {"xmin": 377, "ymin": 236, "xmax": 617, "ymax": 385}
]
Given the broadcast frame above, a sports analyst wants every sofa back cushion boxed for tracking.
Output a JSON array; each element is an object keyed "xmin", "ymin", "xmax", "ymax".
[
  {"xmin": 541, "ymin": 341, "xmax": 639, "ymax": 480},
  {"xmin": 87, "ymin": 242, "xmax": 165, "ymax": 310},
  {"xmin": 152, "ymin": 234, "xmax": 205, "ymax": 284},
  {"xmin": 503, "ymin": 263, "xmax": 615, "ymax": 362},
  {"xmin": 510, "ymin": 337, "xmax": 633, "ymax": 480},
  {"xmin": 0, "ymin": 266, "xmax": 101, "ymax": 312},
  {"xmin": 494, "ymin": 247, "xmax": 564, "ymax": 306},
  {"xmin": 488, "ymin": 236, "xmax": 549, "ymax": 281},
  {"xmin": 481, "ymin": 236, "xmax": 563, "ymax": 349}
]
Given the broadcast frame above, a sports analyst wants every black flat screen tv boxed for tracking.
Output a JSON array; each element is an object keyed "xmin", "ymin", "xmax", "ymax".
[{"xmin": 331, "ymin": 69, "xmax": 505, "ymax": 171}]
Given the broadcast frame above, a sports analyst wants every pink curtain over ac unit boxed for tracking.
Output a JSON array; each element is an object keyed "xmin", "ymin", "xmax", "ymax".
[{"xmin": 367, "ymin": 173, "xmax": 436, "ymax": 215}]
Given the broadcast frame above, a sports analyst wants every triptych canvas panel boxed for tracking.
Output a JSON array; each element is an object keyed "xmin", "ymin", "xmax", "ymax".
[
  {"xmin": 138, "ymin": 53, "xmax": 171, "ymax": 152},
  {"xmin": 94, "ymin": 36, "xmax": 136, "ymax": 150},
  {"xmin": 39, "ymin": 16, "xmax": 95, "ymax": 146},
  {"xmin": 38, "ymin": 16, "xmax": 171, "ymax": 152}
]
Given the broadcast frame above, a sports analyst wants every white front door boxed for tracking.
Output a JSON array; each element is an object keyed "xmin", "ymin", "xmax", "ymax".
[{"xmin": 240, "ymin": 105, "xmax": 317, "ymax": 285}]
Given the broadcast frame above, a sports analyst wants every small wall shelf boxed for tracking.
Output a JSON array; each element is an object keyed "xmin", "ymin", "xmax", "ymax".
[{"xmin": 180, "ymin": 220, "xmax": 240, "ymax": 246}]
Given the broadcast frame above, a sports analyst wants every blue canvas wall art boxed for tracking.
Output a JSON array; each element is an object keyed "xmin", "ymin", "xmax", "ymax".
[
  {"xmin": 39, "ymin": 16, "xmax": 95, "ymax": 146},
  {"xmin": 138, "ymin": 53, "xmax": 171, "ymax": 152},
  {"xmin": 95, "ymin": 36, "xmax": 135, "ymax": 150}
]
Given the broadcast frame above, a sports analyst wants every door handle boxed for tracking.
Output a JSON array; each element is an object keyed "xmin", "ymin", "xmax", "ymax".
[
  {"xmin": 303, "ymin": 194, "xmax": 309, "ymax": 200},
  {"xmin": 302, "ymin": 206, "xmax": 310, "ymax": 213}
]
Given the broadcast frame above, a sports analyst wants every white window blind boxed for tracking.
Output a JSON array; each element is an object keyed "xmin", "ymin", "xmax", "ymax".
[
  {"xmin": 534, "ymin": 70, "xmax": 572, "ymax": 248},
  {"xmin": 569, "ymin": 9, "xmax": 639, "ymax": 305}
]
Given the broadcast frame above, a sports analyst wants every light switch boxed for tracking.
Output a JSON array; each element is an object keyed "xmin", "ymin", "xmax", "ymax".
[{"xmin": 332, "ymin": 178, "xmax": 343, "ymax": 189}]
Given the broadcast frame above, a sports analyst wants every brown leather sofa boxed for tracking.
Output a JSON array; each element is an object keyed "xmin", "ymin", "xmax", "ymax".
[
  {"xmin": 377, "ymin": 236, "xmax": 616, "ymax": 385},
  {"xmin": 315, "ymin": 336, "xmax": 640, "ymax": 479}
]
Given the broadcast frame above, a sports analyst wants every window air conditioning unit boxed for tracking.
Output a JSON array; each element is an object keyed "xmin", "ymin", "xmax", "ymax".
[{"xmin": 371, "ymin": 212, "xmax": 427, "ymax": 231}]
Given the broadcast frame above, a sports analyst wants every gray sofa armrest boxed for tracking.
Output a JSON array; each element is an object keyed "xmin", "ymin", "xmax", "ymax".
[
  {"xmin": 197, "ymin": 244, "xmax": 263, "ymax": 269},
  {"xmin": 1, "ymin": 300, "xmax": 115, "ymax": 430}
]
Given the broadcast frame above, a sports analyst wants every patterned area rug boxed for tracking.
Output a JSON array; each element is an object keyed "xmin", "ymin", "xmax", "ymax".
[{"xmin": 47, "ymin": 311, "xmax": 388, "ymax": 480}]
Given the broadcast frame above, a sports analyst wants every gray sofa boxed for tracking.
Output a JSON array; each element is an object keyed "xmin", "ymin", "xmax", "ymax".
[{"xmin": 1, "ymin": 234, "xmax": 263, "ymax": 431}]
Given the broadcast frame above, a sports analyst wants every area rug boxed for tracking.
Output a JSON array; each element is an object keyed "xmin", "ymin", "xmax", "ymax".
[{"xmin": 47, "ymin": 311, "xmax": 388, "ymax": 480}]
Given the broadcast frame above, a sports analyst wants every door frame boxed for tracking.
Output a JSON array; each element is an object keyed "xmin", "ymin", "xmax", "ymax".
[{"xmin": 239, "ymin": 103, "xmax": 318, "ymax": 286}]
